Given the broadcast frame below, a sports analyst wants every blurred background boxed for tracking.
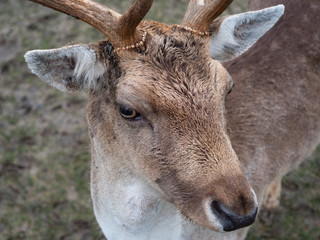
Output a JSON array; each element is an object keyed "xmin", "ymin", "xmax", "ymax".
[{"xmin": 0, "ymin": 0, "xmax": 319, "ymax": 239}]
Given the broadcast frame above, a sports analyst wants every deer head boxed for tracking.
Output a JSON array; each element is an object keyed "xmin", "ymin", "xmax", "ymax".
[{"xmin": 24, "ymin": 0, "xmax": 284, "ymax": 237}]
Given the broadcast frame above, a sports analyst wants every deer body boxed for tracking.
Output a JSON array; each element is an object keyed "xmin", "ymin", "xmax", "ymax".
[
  {"xmin": 23, "ymin": 0, "xmax": 319, "ymax": 239},
  {"xmin": 226, "ymin": 0, "xmax": 320, "ymax": 209}
]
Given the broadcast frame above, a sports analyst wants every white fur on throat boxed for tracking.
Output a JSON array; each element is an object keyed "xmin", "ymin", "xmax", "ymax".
[
  {"xmin": 25, "ymin": 45, "xmax": 106, "ymax": 92},
  {"xmin": 91, "ymin": 137, "xmax": 182, "ymax": 240},
  {"xmin": 210, "ymin": 5, "xmax": 285, "ymax": 62}
]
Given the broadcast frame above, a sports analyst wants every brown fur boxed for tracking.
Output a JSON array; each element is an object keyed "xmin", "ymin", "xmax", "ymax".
[
  {"xmin": 28, "ymin": 0, "xmax": 319, "ymax": 237},
  {"xmin": 87, "ymin": 1, "xmax": 320, "ymax": 235},
  {"xmin": 24, "ymin": 0, "xmax": 320, "ymax": 238},
  {"xmin": 225, "ymin": 0, "xmax": 320, "ymax": 207},
  {"xmin": 87, "ymin": 21, "xmax": 257, "ymax": 230}
]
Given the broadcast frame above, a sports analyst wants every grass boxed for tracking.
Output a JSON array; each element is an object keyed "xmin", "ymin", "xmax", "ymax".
[
  {"xmin": 0, "ymin": 0, "xmax": 319, "ymax": 239},
  {"xmin": 247, "ymin": 148, "xmax": 320, "ymax": 240}
]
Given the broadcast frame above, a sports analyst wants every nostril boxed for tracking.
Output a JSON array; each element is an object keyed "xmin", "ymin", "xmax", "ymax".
[
  {"xmin": 210, "ymin": 200, "xmax": 258, "ymax": 232},
  {"xmin": 211, "ymin": 200, "xmax": 224, "ymax": 215},
  {"xmin": 225, "ymin": 206, "xmax": 258, "ymax": 232},
  {"xmin": 211, "ymin": 200, "xmax": 235, "ymax": 231}
]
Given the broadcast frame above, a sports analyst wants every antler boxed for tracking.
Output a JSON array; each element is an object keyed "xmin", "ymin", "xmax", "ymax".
[
  {"xmin": 182, "ymin": 0, "xmax": 233, "ymax": 32},
  {"xmin": 28, "ymin": 0, "xmax": 153, "ymax": 48}
]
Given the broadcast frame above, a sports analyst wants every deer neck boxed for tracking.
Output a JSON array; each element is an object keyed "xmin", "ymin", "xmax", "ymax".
[{"xmin": 90, "ymin": 136, "xmax": 182, "ymax": 240}]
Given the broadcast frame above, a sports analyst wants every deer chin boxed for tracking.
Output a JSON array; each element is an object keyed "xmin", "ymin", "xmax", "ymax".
[{"xmin": 171, "ymin": 199, "xmax": 225, "ymax": 233}]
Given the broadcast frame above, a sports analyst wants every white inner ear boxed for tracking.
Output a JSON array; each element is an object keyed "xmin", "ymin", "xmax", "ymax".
[
  {"xmin": 25, "ymin": 45, "xmax": 106, "ymax": 92},
  {"xmin": 210, "ymin": 5, "xmax": 285, "ymax": 62},
  {"xmin": 197, "ymin": 0, "xmax": 205, "ymax": 6},
  {"xmin": 73, "ymin": 46, "xmax": 106, "ymax": 90}
]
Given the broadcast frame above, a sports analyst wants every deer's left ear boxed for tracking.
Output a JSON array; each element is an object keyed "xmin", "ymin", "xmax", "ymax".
[
  {"xmin": 209, "ymin": 5, "xmax": 284, "ymax": 62},
  {"xmin": 25, "ymin": 44, "xmax": 108, "ymax": 92}
]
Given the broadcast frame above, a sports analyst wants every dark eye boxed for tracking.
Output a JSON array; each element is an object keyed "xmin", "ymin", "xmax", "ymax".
[{"xmin": 118, "ymin": 105, "xmax": 141, "ymax": 120}]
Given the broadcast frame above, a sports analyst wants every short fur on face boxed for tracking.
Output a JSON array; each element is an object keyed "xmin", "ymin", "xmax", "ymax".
[{"xmin": 87, "ymin": 22, "xmax": 256, "ymax": 230}]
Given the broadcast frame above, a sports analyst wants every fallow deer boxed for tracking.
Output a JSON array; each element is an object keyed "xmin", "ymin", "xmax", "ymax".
[
  {"xmin": 224, "ymin": 0, "xmax": 320, "ymax": 238},
  {"xmin": 24, "ymin": 0, "xmax": 320, "ymax": 239}
]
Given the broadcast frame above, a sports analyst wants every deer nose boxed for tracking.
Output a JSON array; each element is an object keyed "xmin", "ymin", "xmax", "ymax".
[{"xmin": 210, "ymin": 200, "xmax": 258, "ymax": 231}]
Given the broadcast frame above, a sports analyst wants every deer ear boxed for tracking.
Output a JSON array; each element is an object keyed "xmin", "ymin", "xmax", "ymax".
[
  {"xmin": 25, "ymin": 44, "xmax": 107, "ymax": 92},
  {"xmin": 209, "ymin": 5, "xmax": 284, "ymax": 62}
]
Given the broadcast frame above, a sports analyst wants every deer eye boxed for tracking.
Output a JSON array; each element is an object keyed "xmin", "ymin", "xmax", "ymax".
[{"xmin": 118, "ymin": 105, "xmax": 141, "ymax": 120}]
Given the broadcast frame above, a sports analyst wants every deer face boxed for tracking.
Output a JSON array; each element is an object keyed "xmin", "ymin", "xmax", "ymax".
[
  {"xmin": 24, "ymin": 0, "xmax": 284, "ymax": 237},
  {"xmin": 86, "ymin": 26, "xmax": 258, "ymax": 232}
]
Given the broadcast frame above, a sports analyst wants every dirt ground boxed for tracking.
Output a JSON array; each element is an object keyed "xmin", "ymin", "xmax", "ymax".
[{"xmin": 0, "ymin": 0, "xmax": 319, "ymax": 239}]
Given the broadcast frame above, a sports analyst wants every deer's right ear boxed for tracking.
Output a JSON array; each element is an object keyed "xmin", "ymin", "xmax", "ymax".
[
  {"xmin": 209, "ymin": 5, "xmax": 284, "ymax": 62},
  {"xmin": 24, "ymin": 44, "xmax": 107, "ymax": 92}
]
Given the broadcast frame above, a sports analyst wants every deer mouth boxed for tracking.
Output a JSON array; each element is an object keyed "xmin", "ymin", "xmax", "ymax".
[
  {"xmin": 201, "ymin": 188, "xmax": 259, "ymax": 232},
  {"xmin": 162, "ymin": 182, "xmax": 259, "ymax": 232}
]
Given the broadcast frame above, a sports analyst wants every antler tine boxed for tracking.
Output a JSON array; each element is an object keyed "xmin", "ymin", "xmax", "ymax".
[
  {"xmin": 28, "ymin": 0, "xmax": 153, "ymax": 48},
  {"xmin": 120, "ymin": 0, "xmax": 153, "ymax": 45},
  {"xmin": 182, "ymin": 0, "xmax": 233, "ymax": 32}
]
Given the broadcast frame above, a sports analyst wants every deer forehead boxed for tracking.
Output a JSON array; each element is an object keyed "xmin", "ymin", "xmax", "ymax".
[
  {"xmin": 116, "ymin": 25, "xmax": 231, "ymax": 93},
  {"xmin": 115, "ymin": 53, "xmax": 231, "ymax": 114}
]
